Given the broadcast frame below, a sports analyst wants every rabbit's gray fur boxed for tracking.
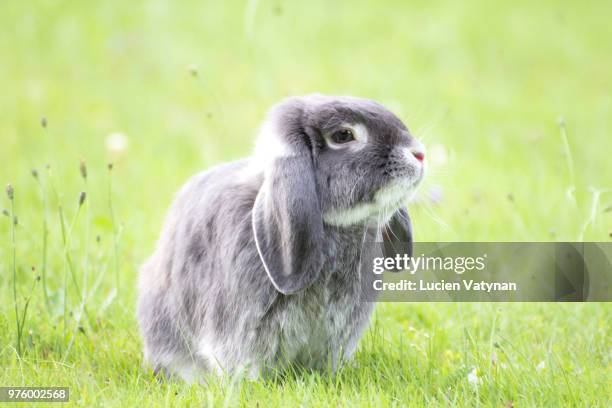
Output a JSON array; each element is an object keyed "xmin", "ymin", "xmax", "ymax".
[{"xmin": 137, "ymin": 95, "xmax": 424, "ymax": 380}]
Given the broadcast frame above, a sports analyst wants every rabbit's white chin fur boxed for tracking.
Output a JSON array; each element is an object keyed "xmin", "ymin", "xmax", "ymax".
[{"xmin": 322, "ymin": 178, "xmax": 419, "ymax": 228}]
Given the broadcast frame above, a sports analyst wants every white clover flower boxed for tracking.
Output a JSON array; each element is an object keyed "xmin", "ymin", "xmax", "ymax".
[
  {"xmin": 467, "ymin": 367, "xmax": 482, "ymax": 386},
  {"xmin": 429, "ymin": 143, "xmax": 448, "ymax": 167},
  {"xmin": 106, "ymin": 132, "xmax": 128, "ymax": 154},
  {"xmin": 428, "ymin": 185, "xmax": 444, "ymax": 205}
]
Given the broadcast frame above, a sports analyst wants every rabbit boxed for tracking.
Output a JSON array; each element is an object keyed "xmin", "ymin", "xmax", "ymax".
[{"xmin": 137, "ymin": 94, "xmax": 426, "ymax": 381}]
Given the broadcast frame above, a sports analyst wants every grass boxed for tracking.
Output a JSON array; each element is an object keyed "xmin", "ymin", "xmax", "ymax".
[{"xmin": 1, "ymin": 0, "xmax": 611, "ymax": 406}]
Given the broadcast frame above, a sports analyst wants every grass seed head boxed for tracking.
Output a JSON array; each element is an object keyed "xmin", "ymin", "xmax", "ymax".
[
  {"xmin": 41, "ymin": 117, "xmax": 47, "ymax": 128},
  {"xmin": 108, "ymin": 162, "xmax": 114, "ymax": 171},
  {"xmin": 2, "ymin": 209, "xmax": 8, "ymax": 217},
  {"xmin": 6, "ymin": 184, "xmax": 14, "ymax": 200},
  {"xmin": 557, "ymin": 116, "xmax": 566, "ymax": 128},
  {"xmin": 31, "ymin": 169, "xmax": 39, "ymax": 179},
  {"xmin": 79, "ymin": 191, "xmax": 87, "ymax": 206},
  {"xmin": 80, "ymin": 160, "xmax": 88, "ymax": 180}
]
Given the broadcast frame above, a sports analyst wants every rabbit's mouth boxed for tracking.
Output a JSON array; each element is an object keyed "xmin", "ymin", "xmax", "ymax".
[
  {"xmin": 323, "ymin": 174, "xmax": 423, "ymax": 227},
  {"xmin": 372, "ymin": 176, "xmax": 422, "ymax": 217},
  {"xmin": 377, "ymin": 178, "xmax": 419, "ymax": 205}
]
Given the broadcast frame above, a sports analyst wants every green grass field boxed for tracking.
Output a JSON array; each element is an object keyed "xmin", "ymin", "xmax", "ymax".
[{"xmin": 1, "ymin": 0, "xmax": 611, "ymax": 406}]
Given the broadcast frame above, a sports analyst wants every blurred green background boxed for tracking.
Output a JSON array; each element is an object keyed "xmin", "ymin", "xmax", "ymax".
[
  {"xmin": 1, "ymin": 0, "xmax": 611, "ymax": 406},
  {"xmin": 3, "ymin": 0, "xmax": 611, "ymax": 244}
]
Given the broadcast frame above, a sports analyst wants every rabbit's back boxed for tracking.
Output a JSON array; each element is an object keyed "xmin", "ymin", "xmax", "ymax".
[
  {"xmin": 138, "ymin": 159, "xmax": 376, "ymax": 379},
  {"xmin": 137, "ymin": 160, "xmax": 272, "ymax": 376}
]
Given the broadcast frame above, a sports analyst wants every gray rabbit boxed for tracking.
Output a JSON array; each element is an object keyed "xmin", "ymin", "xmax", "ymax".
[{"xmin": 137, "ymin": 95, "xmax": 425, "ymax": 381}]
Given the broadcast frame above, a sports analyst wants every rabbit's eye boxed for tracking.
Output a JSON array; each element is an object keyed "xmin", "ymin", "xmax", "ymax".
[{"xmin": 330, "ymin": 129, "xmax": 355, "ymax": 144}]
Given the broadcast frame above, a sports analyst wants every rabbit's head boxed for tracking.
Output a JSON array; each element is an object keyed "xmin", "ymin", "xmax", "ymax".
[{"xmin": 252, "ymin": 95, "xmax": 425, "ymax": 294}]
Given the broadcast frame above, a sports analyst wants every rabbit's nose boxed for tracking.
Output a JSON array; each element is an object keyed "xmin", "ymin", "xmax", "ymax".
[{"xmin": 409, "ymin": 145, "xmax": 425, "ymax": 163}]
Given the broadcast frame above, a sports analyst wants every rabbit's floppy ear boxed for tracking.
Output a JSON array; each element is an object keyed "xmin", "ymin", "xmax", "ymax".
[
  {"xmin": 252, "ymin": 101, "xmax": 324, "ymax": 295},
  {"xmin": 382, "ymin": 208, "xmax": 413, "ymax": 270}
]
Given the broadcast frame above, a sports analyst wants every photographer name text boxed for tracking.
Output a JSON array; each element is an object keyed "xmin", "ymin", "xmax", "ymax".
[{"xmin": 372, "ymin": 279, "xmax": 517, "ymax": 292}]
